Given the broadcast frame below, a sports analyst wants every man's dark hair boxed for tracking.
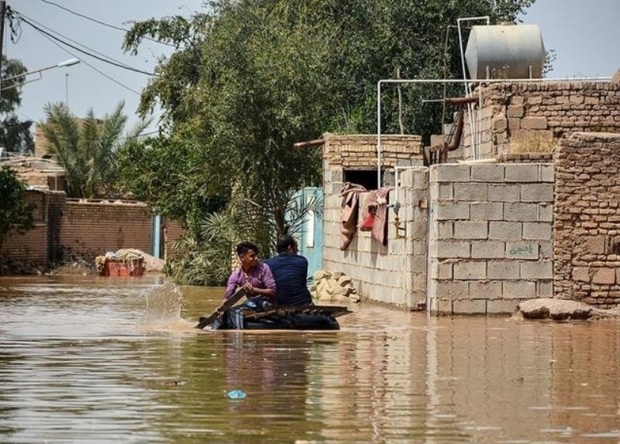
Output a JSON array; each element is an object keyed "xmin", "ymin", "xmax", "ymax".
[
  {"xmin": 276, "ymin": 235, "xmax": 297, "ymax": 254},
  {"xmin": 236, "ymin": 242, "xmax": 259, "ymax": 256}
]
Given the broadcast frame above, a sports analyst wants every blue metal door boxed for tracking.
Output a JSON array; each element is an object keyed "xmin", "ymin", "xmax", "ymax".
[{"xmin": 289, "ymin": 187, "xmax": 323, "ymax": 282}]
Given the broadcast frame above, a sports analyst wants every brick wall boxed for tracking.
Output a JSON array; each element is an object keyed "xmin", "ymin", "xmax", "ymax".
[
  {"xmin": 428, "ymin": 163, "xmax": 554, "ymax": 314},
  {"xmin": 1, "ymin": 190, "xmax": 49, "ymax": 264},
  {"xmin": 60, "ymin": 199, "xmax": 152, "ymax": 257},
  {"xmin": 554, "ymin": 132, "xmax": 620, "ymax": 307},
  {"xmin": 462, "ymin": 81, "xmax": 620, "ymax": 160}
]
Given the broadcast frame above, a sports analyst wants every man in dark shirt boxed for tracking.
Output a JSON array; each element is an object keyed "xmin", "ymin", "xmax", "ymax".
[{"xmin": 265, "ymin": 235, "xmax": 314, "ymax": 306}]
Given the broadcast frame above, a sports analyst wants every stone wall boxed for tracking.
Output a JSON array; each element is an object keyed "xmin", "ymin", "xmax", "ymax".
[
  {"xmin": 462, "ymin": 82, "xmax": 620, "ymax": 160},
  {"xmin": 554, "ymin": 132, "xmax": 620, "ymax": 307},
  {"xmin": 322, "ymin": 168, "xmax": 428, "ymax": 309},
  {"xmin": 428, "ymin": 163, "xmax": 555, "ymax": 314}
]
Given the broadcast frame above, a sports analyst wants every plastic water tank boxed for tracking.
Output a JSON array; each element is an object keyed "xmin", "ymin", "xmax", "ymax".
[{"xmin": 465, "ymin": 24, "xmax": 545, "ymax": 79}]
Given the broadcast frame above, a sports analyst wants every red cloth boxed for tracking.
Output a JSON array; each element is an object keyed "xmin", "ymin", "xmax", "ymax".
[{"xmin": 360, "ymin": 187, "xmax": 394, "ymax": 246}]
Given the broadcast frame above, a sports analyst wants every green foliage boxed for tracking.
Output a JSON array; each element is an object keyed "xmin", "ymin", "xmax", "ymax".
[
  {"xmin": 38, "ymin": 102, "xmax": 151, "ymax": 198},
  {"xmin": 0, "ymin": 56, "xmax": 34, "ymax": 154},
  {"xmin": 0, "ymin": 166, "xmax": 35, "ymax": 250}
]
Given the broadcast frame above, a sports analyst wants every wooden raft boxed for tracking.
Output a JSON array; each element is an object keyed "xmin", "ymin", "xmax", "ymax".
[{"xmin": 243, "ymin": 305, "xmax": 352, "ymax": 320}]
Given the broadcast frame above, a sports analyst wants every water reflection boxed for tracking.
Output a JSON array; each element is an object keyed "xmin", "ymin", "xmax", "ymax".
[{"xmin": 1, "ymin": 276, "xmax": 620, "ymax": 443}]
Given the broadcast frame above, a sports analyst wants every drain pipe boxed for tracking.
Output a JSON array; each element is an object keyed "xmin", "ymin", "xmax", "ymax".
[{"xmin": 376, "ymin": 76, "xmax": 612, "ymax": 189}]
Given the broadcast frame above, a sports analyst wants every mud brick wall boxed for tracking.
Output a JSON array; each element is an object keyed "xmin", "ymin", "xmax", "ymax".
[
  {"xmin": 554, "ymin": 132, "xmax": 620, "ymax": 307},
  {"xmin": 462, "ymin": 82, "xmax": 620, "ymax": 160},
  {"xmin": 1, "ymin": 190, "xmax": 49, "ymax": 264},
  {"xmin": 322, "ymin": 168, "xmax": 428, "ymax": 309},
  {"xmin": 429, "ymin": 163, "xmax": 555, "ymax": 315},
  {"xmin": 60, "ymin": 200, "xmax": 152, "ymax": 258},
  {"xmin": 323, "ymin": 133, "xmax": 423, "ymax": 170}
]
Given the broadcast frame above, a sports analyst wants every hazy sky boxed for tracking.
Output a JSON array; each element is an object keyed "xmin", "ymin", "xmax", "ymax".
[{"xmin": 6, "ymin": 0, "xmax": 620, "ymax": 133}]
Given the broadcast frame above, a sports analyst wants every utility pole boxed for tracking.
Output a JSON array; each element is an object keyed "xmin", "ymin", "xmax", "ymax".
[{"xmin": 0, "ymin": 1, "xmax": 6, "ymax": 94}]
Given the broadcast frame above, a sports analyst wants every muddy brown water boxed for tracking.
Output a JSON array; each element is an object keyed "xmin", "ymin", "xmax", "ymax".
[{"xmin": 1, "ymin": 275, "xmax": 620, "ymax": 443}]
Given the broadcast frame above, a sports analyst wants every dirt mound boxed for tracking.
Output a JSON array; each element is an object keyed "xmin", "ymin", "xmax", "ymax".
[{"xmin": 115, "ymin": 249, "xmax": 165, "ymax": 272}]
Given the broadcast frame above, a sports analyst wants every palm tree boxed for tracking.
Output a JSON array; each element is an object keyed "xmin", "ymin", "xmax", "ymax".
[{"xmin": 38, "ymin": 102, "xmax": 151, "ymax": 198}]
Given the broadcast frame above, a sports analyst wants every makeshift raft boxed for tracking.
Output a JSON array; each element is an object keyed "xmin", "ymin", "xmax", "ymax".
[{"xmin": 198, "ymin": 304, "xmax": 352, "ymax": 331}]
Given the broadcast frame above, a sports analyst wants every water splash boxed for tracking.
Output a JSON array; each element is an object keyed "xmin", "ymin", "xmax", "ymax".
[{"xmin": 140, "ymin": 281, "xmax": 193, "ymax": 331}]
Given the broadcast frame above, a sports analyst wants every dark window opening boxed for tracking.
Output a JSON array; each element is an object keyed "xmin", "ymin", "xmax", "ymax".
[{"xmin": 344, "ymin": 170, "xmax": 379, "ymax": 190}]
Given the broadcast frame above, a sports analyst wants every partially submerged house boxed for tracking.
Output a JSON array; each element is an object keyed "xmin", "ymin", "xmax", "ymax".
[{"xmin": 316, "ymin": 22, "xmax": 620, "ymax": 314}]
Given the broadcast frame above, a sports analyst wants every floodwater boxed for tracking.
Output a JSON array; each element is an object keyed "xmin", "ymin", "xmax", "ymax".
[{"xmin": 1, "ymin": 277, "xmax": 620, "ymax": 443}]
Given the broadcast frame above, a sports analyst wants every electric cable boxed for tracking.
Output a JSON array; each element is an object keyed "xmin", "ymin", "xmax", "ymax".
[
  {"xmin": 39, "ymin": 0, "xmax": 175, "ymax": 48},
  {"xmin": 14, "ymin": 11, "xmax": 144, "ymax": 73},
  {"xmin": 35, "ymin": 29, "xmax": 143, "ymax": 96},
  {"xmin": 11, "ymin": 9, "xmax": 156, "ymax": 76}
]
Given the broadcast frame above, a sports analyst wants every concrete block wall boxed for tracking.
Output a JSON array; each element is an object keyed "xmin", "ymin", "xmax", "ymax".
[
  {"xmin": 554, "ymin": 132, "xmax": 620, "ymax": 307},
  {"xmin": 322, "ymin": 168, "xmax": 428, "ymax": 309},
  {"xmin": 428, "ymin": 163, "xmax": 555, "ymax": 314},
  {"xmin": 462, "ymin": 81, "xmax": 620, "ymax": 160}
]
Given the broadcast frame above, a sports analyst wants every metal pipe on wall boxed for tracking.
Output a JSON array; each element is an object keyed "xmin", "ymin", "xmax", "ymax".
[{"xmin": 376, "ymin": 76, "xmax": 612, "ymax": 189}]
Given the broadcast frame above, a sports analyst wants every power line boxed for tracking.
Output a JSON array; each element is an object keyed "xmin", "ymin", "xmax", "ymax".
[
  {"xmin": 36, "ymin": 29, "xmax": 143, "ymax": 96},
  {"xmin": 13, "ymin": 11, "xmax": 150, "ymax": 74},
  {"xmin": 39, "ymin": 0, "xmax": 175, "ymax": 48},
  {"xmin": 11, "ymin": 9, "xmax": 156, "ymax": 76}
]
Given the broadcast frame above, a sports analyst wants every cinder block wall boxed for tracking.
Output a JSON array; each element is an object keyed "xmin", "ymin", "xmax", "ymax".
[
  {"xmin": 428, "ymin": 163, "xmax": 555, "ymax": 314},
  {"xmin": 554, "ymin": 132, "xmax": 620, "ymax": 307},
  {"xmin": 463, "ymin": 82, "xmax": 620, "ymax": 160},
  {"xmin": 322, "ymin": 168, "xmax": 428, "ymax": 309}
]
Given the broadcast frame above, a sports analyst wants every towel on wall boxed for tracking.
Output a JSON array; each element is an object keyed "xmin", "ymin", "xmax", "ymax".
[{"xmin": 339, "ymin": 182, "xmax": 367, "ymax": 250}]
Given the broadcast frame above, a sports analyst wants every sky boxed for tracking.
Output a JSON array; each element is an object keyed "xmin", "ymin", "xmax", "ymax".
[{"xmin": 6, "ymin": 0, "xmax": 620, "ymax": 135}]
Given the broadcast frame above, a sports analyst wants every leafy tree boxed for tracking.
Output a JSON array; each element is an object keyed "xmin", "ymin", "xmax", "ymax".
[
  {"xmin": 122, "ymin": 0, "xmax": 537, "ymax": 283},
  {"xmin": 0, "ymin": 166, "xmax": 35, "ymax": 252},
  {"xmin": 0, "ymin": 56, "xmax": 34, "ymax": 154},
  {"xmin": 38, "ymin": 102, "xmax": 151, "ymax": 198}
]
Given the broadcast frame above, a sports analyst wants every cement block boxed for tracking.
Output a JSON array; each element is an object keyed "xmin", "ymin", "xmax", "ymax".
[
  {"xmin": 488, "ymin": 184, "xmax": 521, "ymax": 202},
  {"xmin": 502, "ymin": 281, "xmax": 536, "ymax": 299},
  {"xmin": 434, "ymin": 299, "xmax": 453, "ymax": 314},
  {"xmin": 454, "ymin": 221, "xmax": 488, "ymax": 239},
  {"xmin": 470, "ymin": 164, "xmax": 505, "ymax": 182},
  {"xmin": 471, "ymin": 241, "xmax": 506, "ymax": 259},
  {"xmin": 520, "ymin": 261, "xmax": 553, "ymax": 279},
  {"xmin": 537, "ymin": 281, "xmax": 553, "ymax": 298},
  {"xmin": 505, "ymin": 164, "xmax": 540, "ymax": 183},
  {"xmin": 489, "ymin": 222, "xmax": 522, "ymax": 240},
  {"xmin": 523, "ymin": 222, "xmax": 552, "ymax": 240},
  {"xmin": 540, "ymin": 164, "xmax": 554, "ymax": 182},
  {"xmin": 435, "ymin": 201, "xmax": 470, "ymax": 220},
  {"xmin": 470, "ymin": 202, "xmax": 504, "ymax": 221},
  {"xmin": 431, "ymin": 241, "xmax": 471, "ymax": 259},
  {"xmin": 487, "ymin": 261, "xmax": 521, "ymax": 279},
  {"xmin": 486, "ymin": 299, "xmax": 519, "ymax": 314},
  {"xmin": 469, "ymin": 281, "xmax": 502, "ymax": 299},
  {"xmin": 521, "ymin": 184, "xmax": 554, "ymax": 203},
  {"xmin": 437, "ymin": 221, "xmax": 453, "ymax": 239},
  {"xmin": 506, "ymin": 242, "xmax": 539, "ymax": 260},
  {"xmin": 432, "ymin": 262, "xmax": 453, "ymax": 280},
  {"xmin": 454, "ymin": 261, "xmax": 487, "ymax": 280},
  {"xmin": 439, "ymin": 183, "xmax": 453, "ymax": 199},
  {"xmin": 432, "ymin": 164, "xmax": 471, "ymax": 183},
  {"xmin": 452, "ymin": 299, "xmax": 486, "ymax": 314},
  {"xmin": 454, "ymin": 183, "xmax": 489, "ymax": 201},
  {"xmin": 433, "ymin": 280, "xmax": 469, "ymax": 299},
  {"xmin": 538, "ymin": 203, "xmax": 553, "ymax": 222},
  {"xmin": 504, "ymin": 203, "xmax": 538, "ymax": 222}
]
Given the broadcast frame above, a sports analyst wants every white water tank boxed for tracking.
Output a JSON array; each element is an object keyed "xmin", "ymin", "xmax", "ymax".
[{"xmin": 465, "ymin": 24, "xmax": 545, "ymax": 79}]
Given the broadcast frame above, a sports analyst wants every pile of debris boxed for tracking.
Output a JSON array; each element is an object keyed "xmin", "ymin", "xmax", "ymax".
[{"xmin": 311, "ymin": 270, "xmax": 360, "ymax": 304}]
